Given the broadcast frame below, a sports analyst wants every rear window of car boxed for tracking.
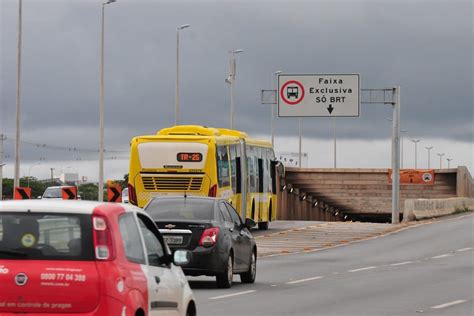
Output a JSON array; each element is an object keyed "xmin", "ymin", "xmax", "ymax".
[
  {"xmin": 0, "ymin": 212, "xmax": 94, "ymax": 261},
  {"xmin": 42, "ymin": 188, "xmax": 61, "ymax": 198},
  {"xmin": 145, "ymin": 198, "xmax": 215, "ymax": 221}
]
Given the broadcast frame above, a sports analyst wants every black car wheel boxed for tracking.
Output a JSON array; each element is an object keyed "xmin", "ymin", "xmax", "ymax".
[
  {"xmin": 240, "ymin": 249, "xmax": 256, "ymax": 283},
  {"xmin": 216, "ymin": 254, "xmax": 233, "ymax": 288}
]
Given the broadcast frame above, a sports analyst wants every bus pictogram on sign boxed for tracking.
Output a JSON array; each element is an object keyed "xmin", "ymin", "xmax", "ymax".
[{"xmin": 280, "ymin": 80, "xmax": 305, "ymax": 105}]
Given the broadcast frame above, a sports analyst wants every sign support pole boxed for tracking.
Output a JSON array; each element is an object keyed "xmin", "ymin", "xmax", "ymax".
[
  {"xmin": 298, "ymin": 118, "xmax": 302, "ymax": 168},
  {"xmin": 391, "ymin": 86, "xmax": 401, "ymax": 224}
]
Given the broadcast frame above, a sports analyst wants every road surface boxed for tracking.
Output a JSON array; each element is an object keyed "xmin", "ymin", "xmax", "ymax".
[{"xmin": 190, "ymin": 214, "xmax": 474, "ymax": 315}]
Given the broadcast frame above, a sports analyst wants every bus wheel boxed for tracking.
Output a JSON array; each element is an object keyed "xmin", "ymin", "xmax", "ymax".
[{"xmin": 258, "ymin": 221, "xmax": 269, "ymax": 230}]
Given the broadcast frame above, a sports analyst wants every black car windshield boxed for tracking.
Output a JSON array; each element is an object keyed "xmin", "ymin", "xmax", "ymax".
[
  {"xmin": 146, "ymin": 198, "xmax": 215, "ymax": 221},
  {"xmin": 0, "ymin": 212, "xmax": 94, "ymax": 260}
]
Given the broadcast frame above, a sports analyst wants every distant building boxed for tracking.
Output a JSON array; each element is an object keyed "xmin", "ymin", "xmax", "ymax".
[{"xmin": 60, "ymin": 173, "xmax": 79, "ymax": 185}]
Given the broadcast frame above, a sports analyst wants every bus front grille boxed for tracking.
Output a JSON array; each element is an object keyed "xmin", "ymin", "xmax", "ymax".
[{"xmin": 141, "ymin": 176, "xmax": 203, "ymax": 191}]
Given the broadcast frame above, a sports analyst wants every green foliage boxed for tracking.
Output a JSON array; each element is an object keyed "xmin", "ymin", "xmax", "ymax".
[{"xmin": 78, "ymin": 183, "xmax": 99, "ymax": 201}]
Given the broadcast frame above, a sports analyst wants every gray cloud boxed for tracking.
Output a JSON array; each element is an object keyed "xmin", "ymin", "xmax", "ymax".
[{"xmin": 1, "ymin": 0, "xmax": 472, "ymax": 163}]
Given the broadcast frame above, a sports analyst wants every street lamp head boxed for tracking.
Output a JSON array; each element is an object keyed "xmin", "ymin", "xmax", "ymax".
[
  {"xmin": 274, "ymin": 70, "xmax": 283, "ymax": 75},
  {"xmin": 425, "ymin": 146, "xmax": 433, "ymax": 150},
  {"xmin": 0, "ymin": 163, "xmax": 5, "ymax": 167},
  {"xmin": 232, "ymin": 49, "xmax": 244, "ymax": 54},
  {"xmin": 104, "ymin": 0, "xmax": 116, "ymax": 5},
  {"xmin": 178, "ymin": 24, "xmax": 191, "ymax": 30},
  {"xmin": 411, "ymin": 139, "xmax": 420, "ymax": 143}
]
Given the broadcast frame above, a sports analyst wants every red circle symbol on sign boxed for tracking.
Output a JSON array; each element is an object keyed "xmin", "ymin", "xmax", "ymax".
[{"xmin": 280, "ymin": 80, "xmax": 305, "ymax": 105}]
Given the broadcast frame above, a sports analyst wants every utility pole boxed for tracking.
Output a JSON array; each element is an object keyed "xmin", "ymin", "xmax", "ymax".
[
  {"xmin": 50, "ymin": 168, "xmax": 54, "ymax": 181},
  {"xmin": 425, "ymin": 146, "xmax": 433, "ymax": 169},
  {"xmin": 0, "ymin": 134, "xmax": 6, "ymax": 200}
]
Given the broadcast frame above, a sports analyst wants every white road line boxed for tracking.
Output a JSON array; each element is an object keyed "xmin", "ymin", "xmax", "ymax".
[
  {"xmin": 455, "ymin": 247, "xmax": 472, "ymax": 252},
  {"xmin": 430, "ymin": 300, "xmax": 467, "ymax": 309},
  {"xmin": 348, "ymin": 266, "xmax": 377, "ymax": 273},
  {"xmin": 432, "ymin": 254, "xmax": 453, "ymax": 259},
  {"xmin": 286, "ymin": 276, "xmax": 323, "ymax": 284},
  {"xmin": 208, "ymin": 290, "xmax": 256, "ymax": 300},
  {"xmin": 390, "ymin": 261, "xmax": 413, "ymax": 266}
]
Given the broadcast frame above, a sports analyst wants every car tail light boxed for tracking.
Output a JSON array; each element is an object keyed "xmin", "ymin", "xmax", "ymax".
[
  {"xmin": 128, "ymin": 183, "xmax": 137, "ymax": 205},
  {"xmin": 93, "ymin": 215, "xmax": 115, "ymax": 261},
  {"xmin": 199, "ymin": 227, "xmax": 219, "ymax": 247},
  {"xmin": 208, "ymin": 184, "xmax": 217, "ymax": 197}
]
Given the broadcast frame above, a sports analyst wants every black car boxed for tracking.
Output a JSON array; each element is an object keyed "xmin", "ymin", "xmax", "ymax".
[{"xmin": 144, "ymin": 196, "xmax": 257, "ymax": 288}]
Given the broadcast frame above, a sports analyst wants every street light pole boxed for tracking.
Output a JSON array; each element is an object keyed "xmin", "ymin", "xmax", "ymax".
[
  {"xmin": 436, "ymin": 153, "xmax": 445, "ymax": 169},
  {"xmin": 271, "ymin": 70, "xmax": 282, "ymax": 147},
  {"xmin": 400, "ymin": 130, "xmax": 408, "ymax": 169},
  {"xmin": 98, "ymin": 0, "xmax": 116, "ymax": 202},
  {"xmin": 411, "ymin": 139, "xmax": 420, "ymax": 169},
  {"xmin": 27, "ymin": 162, "xmax": 41, "ymax": 188},
  {"xmin": 425, "ymin": 146, "xmax": 433, "ymax": 169},
  {"xmin": 175, "ymin": 24, "xmax": 190, "ymax": 126},
  {"xmin": 14, "ymin": 0, "xmax": 23, "ymax": 193},
  {"xmin": 446, "ymin": 158, "xmax": 452, "ymax": 169},
  {"xmin": 226, "ymin": 49, "xmax": 243, "ymax": 129}
]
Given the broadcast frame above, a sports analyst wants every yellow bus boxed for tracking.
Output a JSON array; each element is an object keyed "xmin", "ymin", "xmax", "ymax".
[{"xmin": 128, "ymin": 125, "xmax": 277, "ymax": 230}]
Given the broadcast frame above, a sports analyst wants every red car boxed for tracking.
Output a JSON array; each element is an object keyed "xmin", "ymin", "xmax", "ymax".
[{"xmin": 0, "ymin": 200, "xmax": 196, "ymax": 316}]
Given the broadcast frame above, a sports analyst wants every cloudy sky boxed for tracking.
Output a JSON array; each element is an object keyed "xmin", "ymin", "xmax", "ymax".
[{"xmin": 1, "ymin": 0, "xmax": 472, "ymax": 181}]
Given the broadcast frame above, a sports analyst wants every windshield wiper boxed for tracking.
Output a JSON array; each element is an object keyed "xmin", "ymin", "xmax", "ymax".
[{"xmin": 0, "ymin": 249, "xmax": 29, "ymax": 257}]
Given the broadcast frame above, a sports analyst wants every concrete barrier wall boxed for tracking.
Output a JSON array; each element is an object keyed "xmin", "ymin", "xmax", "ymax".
[
  {"xmin": 403, "ymin": 197, "xmax": 474, "ymax": 221},
  {"xmin": 278, "ymin": 166, "xmax": 472, "ymax": 222}
]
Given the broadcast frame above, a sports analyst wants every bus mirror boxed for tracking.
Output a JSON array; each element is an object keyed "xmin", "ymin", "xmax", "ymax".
[{"xmin": 275, "ymin": 161, "xmax": 285, "ymax": 177}]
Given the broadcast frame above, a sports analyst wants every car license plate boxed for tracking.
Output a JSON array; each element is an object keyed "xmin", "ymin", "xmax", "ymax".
[{"xmin": 164, "ymin": 235, "xmax": 183, "ymax": 245}]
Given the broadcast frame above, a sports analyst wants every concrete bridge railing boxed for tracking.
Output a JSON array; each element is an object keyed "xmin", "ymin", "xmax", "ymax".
[{"xmin": 277, "ymin": 166, "xmax": 472, "ymax": 222}]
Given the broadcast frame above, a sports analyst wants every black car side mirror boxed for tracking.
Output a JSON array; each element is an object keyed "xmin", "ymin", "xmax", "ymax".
[{"xmin": 244, "ymin": 218, "xmax": 256, "ymax": 229}]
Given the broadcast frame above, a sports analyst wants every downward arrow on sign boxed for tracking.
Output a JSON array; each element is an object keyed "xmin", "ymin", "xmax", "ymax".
[{"xmin": 327, "ymin": 104, "xmax": 334, "ymax": 114}]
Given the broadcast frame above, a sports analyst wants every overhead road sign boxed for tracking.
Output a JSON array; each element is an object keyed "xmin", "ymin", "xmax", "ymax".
[
  {"xmin": 278, "ymin": 74, "xmax": 360, "ymax": 117},
  {"xmin": 14, "ymin": 187, "xmax": 31, "ymax": 200}
]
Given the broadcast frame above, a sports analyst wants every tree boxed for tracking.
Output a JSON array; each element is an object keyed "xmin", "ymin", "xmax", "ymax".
[{"xmin": 78, "ymin": 183, "xmax": 98, "ymax": 201}]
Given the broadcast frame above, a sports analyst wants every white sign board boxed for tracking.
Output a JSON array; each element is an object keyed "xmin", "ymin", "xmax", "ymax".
[{"xmin": 278, "ymin": 74, "xmax": 360, "ymax": 117}]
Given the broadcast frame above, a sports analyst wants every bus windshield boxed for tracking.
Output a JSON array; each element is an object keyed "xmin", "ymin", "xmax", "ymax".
[{"xmin": 137, "ymin": 142, "xmax": 209, "ymax": 170}]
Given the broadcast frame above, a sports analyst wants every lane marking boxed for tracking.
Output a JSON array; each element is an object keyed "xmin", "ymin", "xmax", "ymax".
[
  {"xmin": 209, "ymin": 290, "xmax": 256, "ymax": 300},
  {"xmin": 286, "ymin": 276, "xmax": 323, "ymax": 285},
  {"xmin": 431, "ymin": 300, "xmax": 467, "ymax": 309},
  {"xmin": 348, "ymin": 266, "xmax": 377, "ymax": 273},
  {"xmin": 455, "ymin": 247, "xmax": 472, "ymax": 252},
  {"xmin": 390, "ymin": 261, "xmax": 413, "ymax": 266},
  {"xmin": 431, "ymin": 254, "xmax": 453, "ymax": 259}
]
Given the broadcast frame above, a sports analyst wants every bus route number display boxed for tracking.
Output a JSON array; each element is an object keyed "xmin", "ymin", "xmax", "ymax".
[{"xmin": 177, "ymin": 153, "xmax": 203, "ymax": 162}]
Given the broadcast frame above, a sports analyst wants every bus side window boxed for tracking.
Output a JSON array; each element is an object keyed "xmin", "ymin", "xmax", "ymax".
[
  {"xmin": 217, "ymin": 145, "xmax": 230, "ymax": 188},
  {"xmin": 229, "ymin": 145, "xmax": 237, "ymax": 194}
]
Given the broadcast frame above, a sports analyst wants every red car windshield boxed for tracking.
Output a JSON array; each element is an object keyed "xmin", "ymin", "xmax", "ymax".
[{"xmin": 0, "ymin": 212, "xmax": 94, "ymax": 261}]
